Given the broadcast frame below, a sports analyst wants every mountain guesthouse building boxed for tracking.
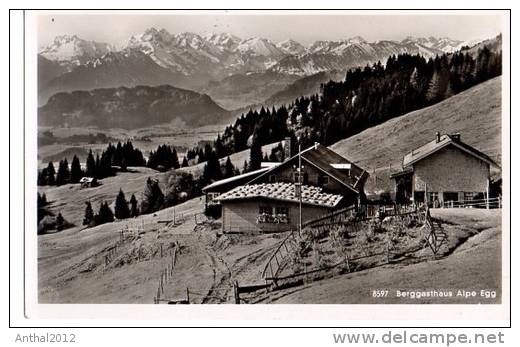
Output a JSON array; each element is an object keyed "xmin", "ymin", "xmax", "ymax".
[{"xmin": 211, "ymin": 142, "xmax": 369, "ymax": 234}]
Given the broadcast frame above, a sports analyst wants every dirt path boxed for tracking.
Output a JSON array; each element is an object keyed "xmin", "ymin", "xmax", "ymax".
[{"xmin": 201, "ymin": 245, "xmax": 233, "ymax": 304}]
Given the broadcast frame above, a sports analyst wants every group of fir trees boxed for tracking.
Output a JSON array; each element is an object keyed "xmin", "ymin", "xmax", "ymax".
[
  {"xmin": 85, "ymin": 141, "xmax": 146, "ymax": 179},
  {"xmin": 37, "ymin": 192, "xmax": 69, "ymax": 233},
  {"xmin": 37, "ymin": 192, "xmax": 48, "ymax": 224},
  {"xmin": 81, "ymin": 170, "xmax": 211, "ymax": 229},
  {"xmin": 200, "ymin": 154, "xmax": 240, "ymax": 186},
  {"xmin": 38, "ymin": 156, "xmax": 83, "ymax": 186},
  {"xmin": 184, "ymin": 45, "xmax": 502, "ymax": 169},
  {"xmin": 147, "ymin": 144, "xmax": 180, "ymax": 171},
  {"xmin": 83, "ymin": 190, "xmax": 139, "ymax": 228},
  {"xmin": 38, "ymin": 141, "xmax": 146, "ymax": 186}
]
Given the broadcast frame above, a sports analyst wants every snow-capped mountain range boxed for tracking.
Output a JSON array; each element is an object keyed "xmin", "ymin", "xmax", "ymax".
[
  {"xmin": 39, "ymin": 34, "xmax": 115, "ymax": 70},
  {"xmin": 39, "ymin": 29, "xmax": 472, "ymax": 77},
  {"xmin": 38, "ymin": 29, "xmax": 485, "ymax": 107}
]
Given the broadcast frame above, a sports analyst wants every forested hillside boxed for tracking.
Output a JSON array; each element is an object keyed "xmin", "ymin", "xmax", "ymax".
[{"xmin": 185, "ymin": 44, "xmax": 502, "ymax": 181}]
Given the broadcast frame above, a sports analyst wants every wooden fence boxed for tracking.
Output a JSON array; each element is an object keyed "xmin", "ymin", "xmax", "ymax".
[
  {"xmin": 261, "ymin": 230, "xmax": 299, "ymax": 280},
  {"xmin": 258, "ymin": 206, "xmax": 442, "ymax": 295},
  {"xmin": 442, "ymin": 197, "xmax": 501, "ymax": 209},
  {"xmin": 103, "ymin": 228, "xmax": 137, "ymax": 269},
  {"xmin": 153, "ymin": 245, "xmax": 179, "ymax": 304}
]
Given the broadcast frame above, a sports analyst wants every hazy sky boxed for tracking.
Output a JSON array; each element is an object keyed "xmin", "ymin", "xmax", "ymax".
[{"xmin": 37, "ymin": 13, "xmax": 503, "ymax": 46}]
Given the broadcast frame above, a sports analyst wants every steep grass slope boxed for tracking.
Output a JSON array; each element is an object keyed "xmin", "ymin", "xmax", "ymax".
[{"xmin": 330, "ymin": 76, "xmax": 502, "ymax": 193}]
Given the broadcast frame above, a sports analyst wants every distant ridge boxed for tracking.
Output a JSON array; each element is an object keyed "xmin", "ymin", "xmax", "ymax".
[{"xmin": 38, "ymin": 84, "xmax": 232, "ymax": 130}]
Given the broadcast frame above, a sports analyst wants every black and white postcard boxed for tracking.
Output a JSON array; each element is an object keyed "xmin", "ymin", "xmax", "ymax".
[{"xmin": 12, "ymin": 9, "xmax": 511, "ymax": 326}]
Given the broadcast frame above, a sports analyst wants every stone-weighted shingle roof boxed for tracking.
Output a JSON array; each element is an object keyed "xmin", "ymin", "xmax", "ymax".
[{"xmin": 215, "ymin": 182, "xmax": 343, "ymax": 208}]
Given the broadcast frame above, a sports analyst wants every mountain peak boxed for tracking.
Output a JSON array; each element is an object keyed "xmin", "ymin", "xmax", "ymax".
[
  {"xmin": 173, "ymin": 32, "xmax": 205, "ymax": 48},
  {"xmin": 143, "ymin": 27, "xmax": 159, "ymax": 35},
  {"xmin": 237, "ymin": 37, "xmax": 285, "ymax": 57},
  {"xmin": 276, "ymin": 39, "xmax": 307, "ymax": 55},
  {"xmin": 346, "ymin": 36, "xmax": 367, "ymax": 44},
  {"xmin": 204, "ymin": 32, "xmax": 241, "ymax": 49},
  {"xmin": 39, "ymin": 34, "xmax": 113, "ymax": 66},
  {"xmin": 53, "ymin": 34, "xmax": 81, "ymax": 43}
]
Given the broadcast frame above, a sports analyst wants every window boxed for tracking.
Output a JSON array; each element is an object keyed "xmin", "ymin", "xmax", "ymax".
[
  {"xmin": 318, "ymin": 175, "xmax": 330, "ymax": 186},
  {"xmin": 259, "ymin": 206, "xmax": 273, "ymax": 215},
  {"xmin": 269, "ymin": 174, "xmax": 277, "ymax": 183},
  {"xmin": 207, "ymin": 192, "xmax": 220, "ymax": 202},
  {"xmin": 293, "ymin": 172, "xmax": 308, "ymax": 184},
  {"xmin": 428, "ymin": 192, "xmax": 440, "ymax": 207},
  {"xmin": 443, "ymin": 192, "xmax": 458, "ymax": 203},
  {"xmin": 464, "ymin": 192, "xmax": 475, "ymax": 202},
  {"xmin": 275, "ymin": 206, "xmax": 289, "ymax": 215},
  {"xmin": 414, "ymin": 191, "xmax": 425, "ymax": 203},
  {"xmin": 257, "ymin": 206, "xmax": 287, "ymax": 224}
]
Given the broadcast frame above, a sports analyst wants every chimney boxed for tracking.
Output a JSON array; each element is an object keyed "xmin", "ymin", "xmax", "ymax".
[
  {"xmin": 284, "ymin": 137, "xmax": 292, "ymax": 161},
  {"xmin": 451, "ymin": 133, "xmax": 461, "ymax": 141},
  {"xmin": 436, "ymin": 131, "xmax": 441, "ymax": 143}
]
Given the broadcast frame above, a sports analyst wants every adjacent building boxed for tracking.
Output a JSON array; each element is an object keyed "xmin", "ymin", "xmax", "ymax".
[
  {"xmin": 201, "ymin": 167, "xmax": 272, "ymax": 208},
  {"xmin": 391, "ymin": 133, "xmax": 500, "ymax": 206}
]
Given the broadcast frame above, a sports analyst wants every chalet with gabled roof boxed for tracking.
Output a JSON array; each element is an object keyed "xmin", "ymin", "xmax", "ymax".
[
  {"xmin": 206, "ymin": 141, "xmax": 369, "ymax": 234},
  {"xmin": 248, "ymin": 142, "xmax": 369, "ymax": 204},
  {"xmin": 391, "ymin": 132, "xmax": 500, "ymax": 206}
]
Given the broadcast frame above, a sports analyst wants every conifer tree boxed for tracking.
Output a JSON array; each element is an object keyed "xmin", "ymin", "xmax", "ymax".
[
  {"xmin": 56, "ymin": 212, "xmax": 65, "ymax": 231},
  {"xmin": 95, "ymin": 154, "xmax": 101, "ymax": 178},
  {"xmin": 83, "ymin": 201, "xmax": 95, "ymax": 226},
  {"xmin": 222, "ymin": 157, "xmax": 235, "ymax": 179},
  {"xmin": 37, "ymin": 192, "xmax": 47, "ymax": 208},
  {"xmin": 86, "ymin": 150, "xmax": 96, "ymax": 178},
  {"xmin": 114, "ymin": 189, "xmax": 130, "ymax": 220},
  {"xmin": 181, "ymin": 156, "xmax": 189, "ymax": 167},
  {"xmin": 46, "ymin": 162, "xmax": 56, "ymax": 185},
  {"xmin": 95, "ymin": 201, "xmax": 114, "ymax": 225},
  {"xmin": 37, "ymin": 169, "xmax": 47, "ymax": 186},
  {"xmin": 249, "ymin": 135, "xmax": 262, "ymax": 172},
  {"xmin": 129, "ymin": 194, "xmax": 139, "ymax": 217},
  {"xmin": 70, "ymin": 155, "xmax": 83, "ymax": 183},
  {"xmin": 426, "ymin": 70, "xmax": 442, "ymax": 103},
  {"xmin": 140, "ymin": 177, "xmax": 164, "ymax": 214},
  {"xmin": 55, "ymin": 159, "xmax": 70, "ymax": 186}
]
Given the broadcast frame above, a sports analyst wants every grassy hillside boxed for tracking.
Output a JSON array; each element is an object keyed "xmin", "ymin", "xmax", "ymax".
[
  {"xmin": 330, "ymin": 76, "xmax": 502, "ymax": 194},
  {"xmin": 269, "ymin": 209, "xmax": 501, "ymax": 304},
  {"xmin": 38, "ymin": 142, "xmax": 279, "ymax": 229}
]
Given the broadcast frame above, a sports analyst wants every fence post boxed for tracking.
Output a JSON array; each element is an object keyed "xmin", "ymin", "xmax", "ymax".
[
  {"xmin": 186, "ymin": 288, "xmax": 190, "ymax": 304},
  {"xmin": 234, "ymin": 281, "xmax": 240, "ymax": 304}
]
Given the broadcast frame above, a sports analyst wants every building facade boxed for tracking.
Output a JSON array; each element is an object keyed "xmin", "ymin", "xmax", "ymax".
[
  {"xmin": 216, "ymin": 182, "xmax": 344, "ymax": 234},
  {"xmin": 392, "ymin": 133, "xmax": 499, "ymax": 206},
  {"xmin": 211, "ymin": 142, "xmax": 368, "ymax": 234}
]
